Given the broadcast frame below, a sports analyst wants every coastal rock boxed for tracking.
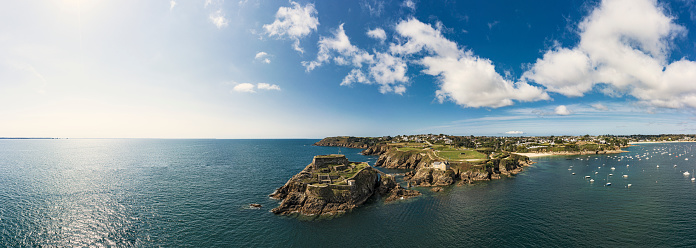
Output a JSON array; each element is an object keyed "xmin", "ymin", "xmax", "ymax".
[
  {"xmin": 271, "ymin": 155, "xmax": 409, "ymax": 217},
  {"xmin": 374, "ymin": 150, "xmax": 432, "ymax": 170},
  {"xmin": 384, "ymin": 184, "xmax": 421, "ymax": 202},
  {"xmin": 408, "ymin": 168, "xmax": 457, "ymax": 187},
  {"xmin": 430, "ymin": 187, "xmax": 443, "ymax": 192},
  {"xmin": 361, "ymin": 144, "xmax": 390, "ymax": 156}
]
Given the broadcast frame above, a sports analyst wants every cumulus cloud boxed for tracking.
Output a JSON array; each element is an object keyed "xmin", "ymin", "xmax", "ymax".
[
  {"xmin": 304, "ymin": 24, "xmax": 410, "ymax": 95},
  {"xmin": 170, "ymin": 0, "xmax": 177, "ymax": 10},
  {"xmin": 392, "ymin": 18, "xmax": 548, "ymax": 108},
  {"xmin": 523, "ymin": 0, "xmax": 696, "ymax": 109},
  {"xmin": 233, "ymin": 82, "xmax": 281, "ymax": 93},
  {"xmin": 505, "ymin": 131, "xmax": 524, "ymax": 135},
  {"xmin": 367, "ymin": 28, "xmax": 387, "ymax": 42},
  {"xmin": 209, "ymin": 9, "xmax": 229, "ymax": 29},
  {"xmin": 263, "ymin": 1, "xmax": 319, "ymax": 53},
  {"xmin": 554, "ymin": 105, "xmax": 572, "ymax": 115},
  {"xmin": 255, "ymin": 52, "xmax": 271, "ymax": 64},
  {"xmin": 370, "ymin": 52, "xmax": 409, "ymax": 94}
]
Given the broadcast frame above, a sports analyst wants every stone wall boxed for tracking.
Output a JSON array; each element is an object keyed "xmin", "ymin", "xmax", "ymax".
[{"xmin": 312, "ymin": 155, "xmax": 349, "ymax": 169}]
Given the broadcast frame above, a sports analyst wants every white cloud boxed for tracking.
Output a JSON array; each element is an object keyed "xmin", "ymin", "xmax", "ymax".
[
  {"xmin": 523, "ymin": 0, "xmax": 696, "ymax": 109},
  {"xmin": 263, "ymin": 1, "xmax": 319, "ymax": 53},
  {"xmin": 367, "ymin": 28, "xmax": 387, "ymax": 42},
  {"xmin": 209, "ymin": 9, "xmax": 229, "ymax": 29},
  {"xmin": 233, "ymin": 82, "xmax": 281, "ymax": 93},
  {"xmin": 170, "ymin": 0, "xmax": 177, "ymax": 11},
  {"xmin": 341, "ymin": 69, "xmax": 371, "ymax": 86},
  {"xmin": 303, "ymin": 24, "xmax": 373, "ymax": 71},
  {"xmin": 370, "ymin": 52, "xmax": 409, "ymax": 94},
  {"xmin": 591, "ymin": 103, "xmax": 608, "ymax": 111},
  {"xmin": 402, "ymin": 0, "xmax": 416, "ymax": 10},
  {"xmin": 257, "ymin": 83, "xmax": 281, "ymax": 91},
  {"xmin": 554, "ymin": 105, "xmax": 572, "ymax": 115},
  {"xmin": 392, "ymin": 18, "xmax": 548, "ymax": 108},
  {"xmin": 233, "ymin": 83, "xmax": 256, "ymax": 93},
  {"xmin": 505, "ymin": 131, "xmax": 524, "ymax": 135},
  {"xmin": 255, "ymin": 52, "xmax": 271, "ymax": 64}
]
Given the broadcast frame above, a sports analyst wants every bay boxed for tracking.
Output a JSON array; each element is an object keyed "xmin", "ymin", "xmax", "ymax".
[{"xmin": 1, "ymin": 139, "xmax": 695, "ymax": 247}]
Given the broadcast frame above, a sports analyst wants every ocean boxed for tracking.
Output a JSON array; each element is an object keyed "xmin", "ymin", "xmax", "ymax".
[{"xmin": 1, "ymin": 139, "xmax": 695, "ymax": 247}]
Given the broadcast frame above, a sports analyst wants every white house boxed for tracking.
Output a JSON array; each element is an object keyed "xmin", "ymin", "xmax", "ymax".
[{"xmin": 432, "ymin": 161, "xmax": 450, "ymax": 171}]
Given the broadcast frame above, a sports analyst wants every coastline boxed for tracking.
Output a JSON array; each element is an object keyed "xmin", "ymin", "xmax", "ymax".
[
  {"xmin": 629, "ymin": 141, "xmax": 696, "ymax": 144},
  {"xmin": 513, "ymin": 149, "xmax": 627, "ymax": 158}
]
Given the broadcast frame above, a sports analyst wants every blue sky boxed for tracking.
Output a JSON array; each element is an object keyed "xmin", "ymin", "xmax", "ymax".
[{"xmin": 1, "ymin": 0, "xmax": 696, "ymax": 138}]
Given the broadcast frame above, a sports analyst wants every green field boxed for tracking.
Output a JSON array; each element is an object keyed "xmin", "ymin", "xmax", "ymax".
[{"xmin": 436, "ymin": 148, "xmax": 487, "ymax": 161}]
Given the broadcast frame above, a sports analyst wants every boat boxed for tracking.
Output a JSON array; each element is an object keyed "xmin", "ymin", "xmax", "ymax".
[
  {"xmin": 609, "ymin": 174, "xmax": 613, "ymax": 176},
  {"xmin": 572, "ymin": 172, "xmax": 576, "ymax": 175},
  {"xmin": 623, "ymin": 175, "xmax": 628, "ymax": 178},
  {"xmin": 627, "ymin": 184, "xmax": 632, "ymax": 187},
  {"xmin": 611, "ymin": 167, "xmax": 616, "ymax": 170},
  {"xmin": 590, "ymin": 179, "xmax": 595, "ymax": 183},
  {"xmin": 606, "ymin": 182, "xmax": 612, "ymax": 186},
  {"xmin": 685, "ymin": 171, "xmax": 691, "ymax": 176},
  {"xmin": 585, "ymin": 176, "xmax": 591, "ymax": 178},
  {"xmin": 656, "ymin": 165, "xmax": 659, "ymax": 168}
]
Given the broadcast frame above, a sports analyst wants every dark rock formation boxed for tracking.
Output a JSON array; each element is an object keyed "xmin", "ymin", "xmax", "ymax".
[
  {"xmin": 313, "ymin": 137, "xmax": 380, "ymax": 149},
  {"xmin": 408, "ymin": 168, "xmax": 457, "ymax": 187},
  {"xmin": 270, "ymin": 155, "xmax": 419, "ymax": 217},
  {"xmin": 374, "ymin": 150, "xmax": 433, "ymax": 170}
]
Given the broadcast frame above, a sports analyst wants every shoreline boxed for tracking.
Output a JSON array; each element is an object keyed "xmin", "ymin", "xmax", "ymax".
[
  {"xmin": 629, "ymin": 141, "xmax": 696, "ymax": 144},
  {"xmin": 513, "ymin": 150, "xmax": 627, "ymax": 158}
]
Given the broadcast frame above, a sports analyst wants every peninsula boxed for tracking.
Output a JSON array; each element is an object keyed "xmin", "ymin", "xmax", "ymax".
[{"xmin": 272, "ymin": 134, "xmax": 696, "ymax": 218}]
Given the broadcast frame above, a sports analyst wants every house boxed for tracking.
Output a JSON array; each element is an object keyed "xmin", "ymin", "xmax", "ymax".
[{"xmin": 432, "ymin": 161, "xmax": 450, "ymax": 171}]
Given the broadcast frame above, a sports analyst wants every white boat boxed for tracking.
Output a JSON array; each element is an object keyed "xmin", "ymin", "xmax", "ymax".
[
  {"xmin": 623, "ymin": 175, "xmax": 628, "ymax": 178},
  {"xmin": 585, "ymin": 176, "xmax": 591, "ymax": 178},
  {"xmin": 656, "ymin": 165, "xmax": 659, "ymax": 168},
  {"xmin": 685, "ymin": 171, "xmax": 691, "ymax": 176},
  {"xmin": 611, "ymin": 167, "xmax": 616, "ymax": 170},
  {"xmin": 609, "ymin": 174, "xmax": 613, "ymax": 176},
  {"xmin": 572, "ymin": 172, "xmax": 576, "ymax": 175},
  {"xmin": 590, "ymin": 179, "xmax": 595, "ymax": 183},
  {"xmin": 627, "ymin": 184, "xmax": 632, "ymax": 187}
]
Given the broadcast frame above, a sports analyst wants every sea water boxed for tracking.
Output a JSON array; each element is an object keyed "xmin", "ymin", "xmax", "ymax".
[{"xmin": 1, "ymin": 139, "xmax": 695, "ymax": 247}]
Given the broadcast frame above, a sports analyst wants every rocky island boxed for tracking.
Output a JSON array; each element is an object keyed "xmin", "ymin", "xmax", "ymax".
[{"xmin": 270, "ymin": 154, "xmax": 419, "ymax": 217}]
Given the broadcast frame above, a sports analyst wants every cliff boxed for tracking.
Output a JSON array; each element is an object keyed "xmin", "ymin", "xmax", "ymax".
[
  {"xmin": 372, "ymin": 148, "xmax": 433, "ymax": 170},
  {"xmin": 313, "ymin": 136, "xmax": 381, "ymax": 149},
  {"xmin": 270, "ymin": 155, "xmax": 419, "ymax": 217},
  {"xmin": 404, "ymin": 168, "xmax": 457, "ymax": 187}
]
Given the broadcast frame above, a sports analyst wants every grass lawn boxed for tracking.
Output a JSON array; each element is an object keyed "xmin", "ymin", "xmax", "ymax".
[{"xmin": 436, "ymin": 149, "xmax": 487, "ymax": 161}]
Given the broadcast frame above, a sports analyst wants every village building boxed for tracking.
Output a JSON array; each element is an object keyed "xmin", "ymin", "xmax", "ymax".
[{"xmin": 432, "ymin": 161, "xmax": 450, "ymax": 171}]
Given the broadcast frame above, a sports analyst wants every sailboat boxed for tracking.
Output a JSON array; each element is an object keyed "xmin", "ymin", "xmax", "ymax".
[
  {"xmin": 692, "ymin": 169, "xmax": 695, "ymax": 182},
  {"xmin": 606, "ymin": 174, "xmax": 611, "ymax": 186}
]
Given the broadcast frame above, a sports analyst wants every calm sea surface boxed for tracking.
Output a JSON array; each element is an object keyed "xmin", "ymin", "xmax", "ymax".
[{"xmin": 1, "ymin": 139, "xmax": 695, "ymax": 247}]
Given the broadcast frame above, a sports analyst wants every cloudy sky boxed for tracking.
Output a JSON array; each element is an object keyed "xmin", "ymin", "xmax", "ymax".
[{"xmin": 2, "ymin": 0, "xmax": 696, "ymax": 138}]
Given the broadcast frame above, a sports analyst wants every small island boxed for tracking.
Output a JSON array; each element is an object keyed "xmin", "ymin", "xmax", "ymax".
[{"xmin": 270, "ymin": 154, "xmax": 419, "ymax": 217}]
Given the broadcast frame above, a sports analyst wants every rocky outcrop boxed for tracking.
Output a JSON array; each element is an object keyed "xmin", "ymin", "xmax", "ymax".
[
  {"xmin": 361, "ymin": 144, "xmax": 390, "ymax": 156},
  {"xmin": 384, "ymin": 184, "xmax": 422, "ymax": 202},
  {"xmin": 313, "ymin": 137, "xmax": 380, "ymax": 149},
  {"xmin": 270, "ymin": 155, "xmax": 419, "ymax": 217},
  {"xmin": 374, "ymin": 150, "xmax": 433, "ymax": 170},
  {"xmin": 407, "ymin": 168, "xmax": 457, "ymax": 187}
]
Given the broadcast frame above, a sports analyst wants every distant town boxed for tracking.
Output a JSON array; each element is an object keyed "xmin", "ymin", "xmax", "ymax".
[{"xmin": 317, "ymin": 134, "xmax": 696, "ymax": 154}]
